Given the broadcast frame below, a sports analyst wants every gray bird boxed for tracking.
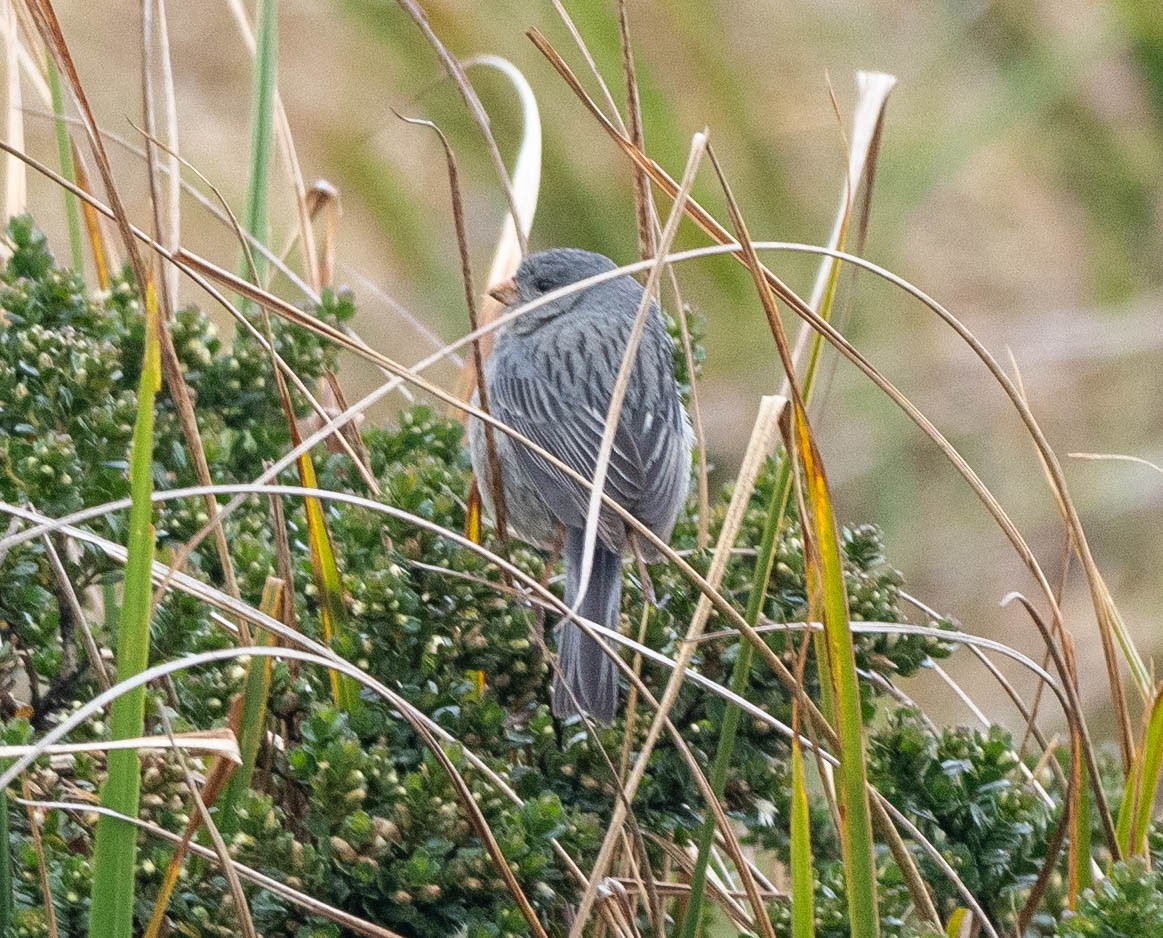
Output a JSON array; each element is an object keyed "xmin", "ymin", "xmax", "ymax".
[{"xmin": 467, "ymin": 248, "xmax": 691, "ymax": 724}]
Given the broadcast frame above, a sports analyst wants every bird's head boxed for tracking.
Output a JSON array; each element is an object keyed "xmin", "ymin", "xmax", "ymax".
[{"xmin": 488, "ymin": 248, "xmax": 618, "ymax": 311}]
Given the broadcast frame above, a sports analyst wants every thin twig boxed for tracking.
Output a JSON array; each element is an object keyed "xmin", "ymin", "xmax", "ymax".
[
  {"xmin": 394, "ymin": 0, "xmax": 526, "ymax": 255},
  {"xmin": 616, "ymin": 0, "xmax": 654, "ymax": 262},
  {"xmin": 395, "ymin": 112, "xmax": 510, "ymax": 548}
]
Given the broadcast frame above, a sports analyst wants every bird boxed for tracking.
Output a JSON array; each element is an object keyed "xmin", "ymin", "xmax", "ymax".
[{"xmin": 467, "ymin": 248, "xmax": 692, "ymax": 724}]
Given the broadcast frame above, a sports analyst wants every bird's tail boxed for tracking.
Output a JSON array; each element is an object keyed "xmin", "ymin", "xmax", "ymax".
[{"xmin": 553, "ymin": 527, "xmax": 621, "ymax": 724}]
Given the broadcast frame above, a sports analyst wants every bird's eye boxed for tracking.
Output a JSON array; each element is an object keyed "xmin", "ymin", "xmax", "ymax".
[{"xmin": 533, "ymin": 277, "xmax": 554, "ymax": 293}]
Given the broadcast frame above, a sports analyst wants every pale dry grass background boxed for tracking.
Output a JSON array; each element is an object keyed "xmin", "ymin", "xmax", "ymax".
[{"xmin": 25, "ymin": 0, "xmax": 1163, "ymax": 737}]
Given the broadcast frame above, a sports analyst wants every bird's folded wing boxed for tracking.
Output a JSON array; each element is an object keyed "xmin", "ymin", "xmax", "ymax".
[
  {"xmin": 490, "ymin": 366, "xmax": 645, "ymax": 543},
  {"xmin": 632, "ymin": 391, "xmax": 691, "ymax": 540}
]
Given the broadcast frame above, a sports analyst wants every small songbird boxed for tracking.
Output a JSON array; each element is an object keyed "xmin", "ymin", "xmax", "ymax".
[{"xmin": 468, "ymin": 248, "xmax": 691, "ymax": 724}]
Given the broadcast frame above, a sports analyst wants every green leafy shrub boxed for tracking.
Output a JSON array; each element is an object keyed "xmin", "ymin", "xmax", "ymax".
[
  {"xmin": 0, "ymin": 217, "xmax": 1107, "ymax": 937},
  {"xmin": 869, "ymin": 710, "xmax": 1055, "ymax": 928},
  {"xmin": 1056, "ymin": 862, "xmax": 1163, "ymax": 937}
]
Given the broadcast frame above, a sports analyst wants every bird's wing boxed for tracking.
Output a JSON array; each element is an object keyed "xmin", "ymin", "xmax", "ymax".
[
  {"xmin": 489, "ymin": 363, "xmax": 647, "ymax": 544},
  {"xmin": 630, "ymin": 375, "xmax": 691, "ymax": 541}
]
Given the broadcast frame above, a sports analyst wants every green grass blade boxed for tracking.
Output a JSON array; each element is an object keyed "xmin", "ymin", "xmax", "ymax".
[
  {"xmin": 87, "ymin": 279, "xmax": 161, "ymax": 938},
  {"xmin": 677, "ymin": 455, "xmax": 792, "ymax": 938},
  {"xmin": 47, "ymin": 56, "xmax": 83, "ymax": 274},
  {"xmin": 242, "ymin": 0, "xmax": 277, "ymax": 289},
  {"xmin": 790, "ymin": 732, "xmax": 816, "ymax": 938},
  {"xmin": 796, "ymin": 405, "xmax": 879, "ymax": 938},
  {"xmin": 1115, "ymin": 745, "xmax": 1137, "ymax": 855},
  {"xmin": 679, "ymin": 84, "xmax": 866, "ymax": 924},
  {"xmin": 0, "ymin": 786, "xmax": 11, "ymax": 934},
  {"xmin": 1130, "ymin": 684, "xmax": 1163, "ymax": 855},
  {"xmin": 1075, "ymin": 757, "xmax": 1091, "ymax": 896}
]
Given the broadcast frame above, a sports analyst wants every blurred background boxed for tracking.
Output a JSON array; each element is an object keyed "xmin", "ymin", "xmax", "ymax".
[{"xmin": 28, "ymin": 0, "xmax": 1163, "ymax": 735}]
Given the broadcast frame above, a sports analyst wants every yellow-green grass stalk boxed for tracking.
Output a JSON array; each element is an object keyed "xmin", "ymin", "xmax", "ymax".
[
  {"xmin": 243, "ymin": 0, "xmax": 356, "ymax": 707},
  {"xmin": 945, "ymin": 909, "xmax": 971, "ymax": 938},
  {"xmin": 87, "ymin": 278, "xmax": 161, "ymax": 938},
  {"xmin": 298, "ymin": 448, "xmax": 361, "ymax": 713},
  {"xmin": 46, "ymin": 57, "xmax": 83, "ymax": 274},
  {"xmin": 796, "ymin": 404, "xmax": 879, "ymax": 938},
  {"xmin": 219, "ymin": 577, "xmax": 284, "ymax": 833},
  {"xmin": 1116, "ymin": 682, "xmax": 1163, "ymax": 857},
  {"xmin": 270, "ymin": 366, "xmax": 360, "ymax": 712},
  {"xmin": 707, "ymin": 140, "xmax": 880, "ymax": 937},
  {"xmin": 680, "ymin": 85, "xmax": 883, "ymax": 925},
  {"xmin": 1069, "ymin": 739, "xmax": 1091, "ymax": 905},
  {"xmin": 790, "ymin": 729, "xmax": 816, "ymax": 938}
]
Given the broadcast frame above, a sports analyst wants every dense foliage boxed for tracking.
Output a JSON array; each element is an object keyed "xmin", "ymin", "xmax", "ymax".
[{"xmin": 0, "ymin": 218, "xmax": 1150, "ymax": 936}]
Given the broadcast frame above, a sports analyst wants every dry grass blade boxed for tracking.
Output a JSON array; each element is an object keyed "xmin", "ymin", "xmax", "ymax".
[
  {"xmin": 20, "ymin": 778, "xmax": 57, "ymax": 938},
  {"xmin": 928, "ymin": 661, "xmax": 1059, "ymax": 806},
  {"xmin": 708, "ymin": 143, "xmax": 880, "ymax": 937},
  {"xmin": 616, "ymin": 0, "xmax": 654, "ymax": 260},
  {"xmin": 571, "ymin": 389, "xmax": 782, "ymax": 938},
  {"xmin": 0, "ymin": 730, "xmax": 239, "ymax": 761},
  {"xmin": 545, "ymin": 7, "xmax": 710, "ymax": 543},
  {"xmin": 307, "ymin": 179, "xmax": 339, "ymax": 289},
  {"xmin": 1006, "ymin": 367, "xmax": 1137, "ymax": 767},
  {"xmin": 399, "ymin": 112, "xmax": 510, "ymax": 545},
  {"xmin": 140, "ymin": 5, "xmax": 247, "ymax": 634},
  {"xmin": 120, "ymin": 126, "xmax": 380, "ymax": 495},
  {"xmin": 642, "ymin": 842, "xmax": 761, "ymax": 932},
  {"xmin": 1070, "ymin": 452, "xmax": 1163, "ymax": 476},
  {"xmin": 70, "ymin": 141, "xmax": 110, "ymax": 288},
  {"xmin": 791, "ymin": 70, "xmax": 895, "ymax": 392},
  {"xmin": 243, "ymin": 206, "xmax": 360, "ymax": 708},
  {"xmin": 3, "ymin": 0, "xmax": 26, "ymax": 226},
  {"xmin": 1002, "ymin": 592, "xmax": 1118, "ymax": 855},
  {"xmin": 871, "ymin": 794, "xmax": 997, "ymax": 938},
  {"xmin": 156, "ymin": 697, "xmax": 257, "ymax": 938},
  {"xmin": 155, "ymin": 0, "xmax": 180, "ymax": 304},
  {"xmin": 572, "ymin": 129, "xmax": 704, "ymax": 626},
  {"xmin": 4, "ymin": 3, "xmax": 50, "ymax": 103},
  {"xmin": 452, "ymin": 54, "xmax": 540, "ymax": 402},
  {"xmin": 24, "ymin": 0, "xmax": 145, "ymax": 289},
  {"xmin": 395, "ymin": 0, "xmax": 526, "ymax": 256},
  {"xmin": 40, "ymin": 529, "xmax": 111, "ymax": 690},
  {"xmin": 1019, "ymin": 786, "xmax": 1073, "ymax": 934},
  {"xmin": 530, "ymin": 26, "xmax": 1136, "ymax": 761}
]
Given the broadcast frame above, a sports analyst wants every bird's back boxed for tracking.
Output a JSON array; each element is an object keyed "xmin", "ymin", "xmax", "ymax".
[{"xmin": 481, "ymin": 277, "xmax": 690, "ymax": 551}]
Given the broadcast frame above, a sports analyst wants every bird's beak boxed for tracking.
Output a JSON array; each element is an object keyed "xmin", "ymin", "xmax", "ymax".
[{"xmin": 487, "ymin": 276, "xmax": 520, "ymax": 306}]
